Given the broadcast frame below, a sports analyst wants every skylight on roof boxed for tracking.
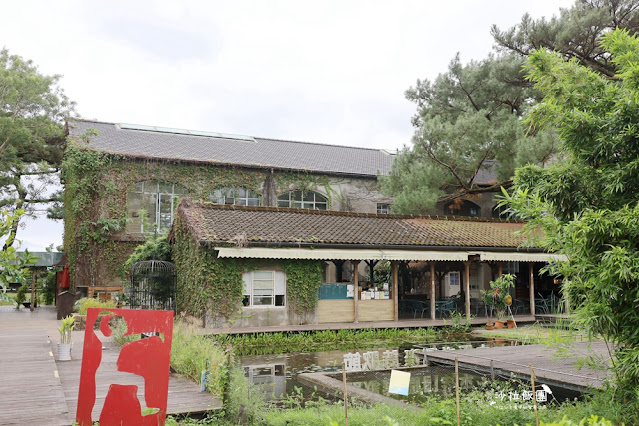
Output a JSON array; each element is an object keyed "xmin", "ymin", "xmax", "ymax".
[{"xmin": 119, "ymin": 123, "xmax": 256, "ymax": 142}]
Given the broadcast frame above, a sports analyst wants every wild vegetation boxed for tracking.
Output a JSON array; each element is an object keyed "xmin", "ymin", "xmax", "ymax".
[{"xmin": 503, "ymin": 28, "xmax": 639, "ymax": 407}]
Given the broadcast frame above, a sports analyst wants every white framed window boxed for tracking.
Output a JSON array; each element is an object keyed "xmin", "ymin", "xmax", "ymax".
[
  {"xmin": 242, "ymin": 270, "xmax": 286, "ymax": 307},
  {"xmin": 127, "ymin": 181, "xmax": 186, "ymax": 233},
  {"xmin": 277, "ymin": 190, "xmax": 328, "ymax": 210},
  {"xmin": 210, "ymin": 187, "xmax": 260, "ymax": 206},
  {"xmin": 377, "ymin": 203, "xmax": 391, "ymax": 214},
  {"xmin": 503, "ymin": 261, "xmax": 520, "ymax": 274}
]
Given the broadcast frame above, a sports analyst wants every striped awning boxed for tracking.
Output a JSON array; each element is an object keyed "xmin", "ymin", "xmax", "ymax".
[
  {"xmin": 215, "ymin": 247, "xmax": 470, "ymax": 261},
  {"xmin": 475, "ymin": 252, "xmax": 567, "ymax": 263}
]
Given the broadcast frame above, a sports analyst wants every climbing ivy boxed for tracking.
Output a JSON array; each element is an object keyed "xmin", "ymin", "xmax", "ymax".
[
  {"xmin": 282, "ymin": 260, "xmax": 323, "ymax": 315},
  {"xmin": 172, "ymin": 215, "xmax": 322, "ymax": 321},
  {"xmin": 62, "ymin": 130, "xmax": 374, "ymax": 292}
]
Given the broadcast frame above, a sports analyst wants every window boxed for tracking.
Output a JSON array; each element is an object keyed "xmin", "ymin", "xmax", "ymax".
[
  {"xmin": 277, "ymin": 190, "xmax": 328, "ymax": 210},
  {"xmin": 377, "ymin": 203, "xmax": 391, "ymax": 214},
  {"xmin": 503, "ymin": 261, "xmax": 520, "ymax": 274},
  {"xmin": 127, "ymin": 181, "xmax": 186, "ymax": 233},
  {"xmin": 210, "ymin": 187, "xmax": 260, "ymax": 206},
  {"xmin": 242, "ymin": 270, "xmax": 286, "ymax": 307}
]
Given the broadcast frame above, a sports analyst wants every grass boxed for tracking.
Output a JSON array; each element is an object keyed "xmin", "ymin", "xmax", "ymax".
[
  {"xmin": 472, "ymin": 322, "xmax": 585, "ymax": 344},
  {"xmin": 0, "ymin": 291, "xmax": 17, "ymax": 306},
  {"xmin": 164, "ymin": 388, "xmax": 626, "ymax": 425},
  {"xmin": 74, "ymin": 297, "xmax": 116, "ymax": 315},
  {"xmin": 213, "ymin": 327, "xmax": 447, "ymax": 356}
]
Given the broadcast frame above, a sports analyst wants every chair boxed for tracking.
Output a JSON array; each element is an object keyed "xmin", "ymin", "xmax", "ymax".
[
  {"xmin": 514, "ymin": 298, "xmax": 529, "ymax": 315},
  {"xmin": 470, "ymin": 298, "xmax": 485, "ymax": 317},
  {"xmin": 435, "ymin": 300, "xmax": 456, "ymax": 318},
  {"xmin": 411, "ymin": 300, "xmax": 430, "ymax": 319}
]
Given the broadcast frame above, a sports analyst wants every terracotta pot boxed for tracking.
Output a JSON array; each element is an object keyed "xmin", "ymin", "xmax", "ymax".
[
  {"xmin": 507, "ymin": 320, "xmax": 515, "ymax": 329},
  {"xmin": 494, "ymin": 320, "xmax": 505, "ymax": 329},
  {"xmin": 486, "ymin": 323, "xmax": 494, "ymax": 330}
]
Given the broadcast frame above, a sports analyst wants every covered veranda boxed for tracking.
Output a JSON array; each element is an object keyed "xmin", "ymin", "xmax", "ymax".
[{"xmin": 215, "ymin": 246, "xmax": 567, "ymax": 324}]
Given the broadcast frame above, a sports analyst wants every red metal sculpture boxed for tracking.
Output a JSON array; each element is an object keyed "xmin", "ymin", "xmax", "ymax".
[{"xmin": 76, "ymin": 308, "xmax": 174, "ymax": 426}]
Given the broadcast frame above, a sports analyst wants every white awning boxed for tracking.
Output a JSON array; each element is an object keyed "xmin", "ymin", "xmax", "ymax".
[
  {"xmin": 215, "ymin": 247, "xmax": 470, "ymax": 261},
  {"xmin": 475, "ymin": 251, "xmax": 567, "ymax": 263}
]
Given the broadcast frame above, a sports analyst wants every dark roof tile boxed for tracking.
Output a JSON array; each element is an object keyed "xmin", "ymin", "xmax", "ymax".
[
  {"xmin": 68, "ymin": 119, "xmax": 393, "ymax": 177},
  {"xmin": 175, "ymin": 201, "xmax": 532, "ymax": 249}
]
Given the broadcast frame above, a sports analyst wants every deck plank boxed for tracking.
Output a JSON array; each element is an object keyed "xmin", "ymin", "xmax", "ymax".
[
  {"xmin": 423, "ymin": 341, "xmax": 610, "ymax": 392},
  {"xmin": 0, "ymin": 306, "xmax": 221, "ymax": 425}
]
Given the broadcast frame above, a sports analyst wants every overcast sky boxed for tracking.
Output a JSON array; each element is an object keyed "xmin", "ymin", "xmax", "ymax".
[{"xmin": 2, "ymin": 0, "xmax": 574, "ymax": 251}]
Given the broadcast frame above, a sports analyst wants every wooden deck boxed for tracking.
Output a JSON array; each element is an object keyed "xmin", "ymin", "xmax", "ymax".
[
  {"xmin": 0, "ymin": 306, "xmax": 221, "ymax": 425},
  {"xmin": 423, "ymin": 341, "xmax": 611, "ymax": 392},
  {"xmin": 204, "ymin": 315, "xmax": 538, "ymax": 335},
  {"xmin": 0, "ymin": 307, "xmax": 70, "ymax": 425}
]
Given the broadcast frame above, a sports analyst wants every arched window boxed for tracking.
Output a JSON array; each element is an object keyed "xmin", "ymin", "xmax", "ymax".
[
  {"xmin": 277, "ymin": 190, "xmax": 328, "ymax": 210},
  {"xmin": 210, "ymin": 187, "xmax": 260, "ymax": 206},
  {"xmin": 127, "ymin": 181, "xmax": 186, "ymax": 233},
  {"xmin": 443, "ymin": 199, "xmax": 481, "ymax": 217}
]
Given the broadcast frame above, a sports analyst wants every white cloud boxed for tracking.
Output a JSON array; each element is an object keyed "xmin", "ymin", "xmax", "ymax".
[{"xmin": 1, "ymin": 0, "xmax": 574, "ymax": 250}]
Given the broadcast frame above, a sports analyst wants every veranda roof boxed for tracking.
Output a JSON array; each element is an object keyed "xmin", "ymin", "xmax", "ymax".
[
  {"xmin": 172, "ymin": 200, "xmax": 564, "ymax": 262},
  {"xmin": 215, "ymin": 247, "xmax": 471, "ymax": 261}
]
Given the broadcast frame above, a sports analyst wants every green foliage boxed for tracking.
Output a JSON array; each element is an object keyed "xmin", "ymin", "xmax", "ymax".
[
  {"xmin": 492, "ymin": 0, "xmax": 639, "ymax": 78},
  {"xmin": 480, "ymin": 274, "xmax": 515, "ymax": 321},
  {"xmin": 170, "ymin": 320, "xmax": 228, "ymax": 397},
  {"xmin": 171, "ymin": 217, "xmax": 246, "ymax": 319},
  {"xmin": 503, "ymin": 29, "xmax": 639, "ymax": 402},
  {"xmin": 0, "ymin": 209, "xmax": 37, "ymax": 305},
  {"xmin": 15, "ymin": 283, "xmax": 28, "ymax": 306},
  {"xmin": 61, "ymin": 132, "xmax": 343, "ymax": 290},
  {"xmin": 73, "ymin": 297, "xmax": 116, "ymax": 315},
  {"xmin": 0, "ymin": 48, "xmax": 75, "ymax": 243},
  {"xmin": 173, "ymin": 222, "xmax": 323, "ymax": 324},
  {"xmin": 122, "ymin": 234, "xmax": 171, "ymax": 275},
  {"xmin": 214, "ymin": 327, "xmax": 440, "ymax": 356},
  {"xmin": 41, "ymin": 269, "xmax": 57, "ymax": 305},
  {"xmin": 381, "ymin": 52, "xmax": 558, "ymax": 214},
  {"xmin": 282, "ymin": 260, "xmax": 323, "ymax": 317},
  {"xmin": 58, "ymin": 315, "xmax": 74, "ymax": 344}
]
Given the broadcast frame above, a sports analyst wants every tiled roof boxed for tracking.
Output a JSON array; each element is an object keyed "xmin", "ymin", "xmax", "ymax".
[
  {"xmin": 175, "ymin": 200, "xmax": 534, "ymax": 249},
  {"xmin": 67, "ymin": 119, "xmax": 394, "ymax": 177}
]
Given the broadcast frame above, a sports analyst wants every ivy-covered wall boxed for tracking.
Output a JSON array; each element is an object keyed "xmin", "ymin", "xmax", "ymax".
[
  {"xmin": 171, "ymin": 213, "xmax": 323, "ymax": 325},
  {"xmin": 62, "ymin": 137, "xmax": 388, "ymax": 289}
]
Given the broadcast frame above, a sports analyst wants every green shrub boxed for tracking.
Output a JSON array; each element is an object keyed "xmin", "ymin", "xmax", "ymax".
[
  {"xmin": 74, "ymin": 297, "xmax": 116, "ymax": 315},
  {"xmin": 15, "ymin": 284, "xmax": 28, "ymax": 306},
  {"xmin": 170, "ymin": 320, "xmax": 228, "ymax": 397}
]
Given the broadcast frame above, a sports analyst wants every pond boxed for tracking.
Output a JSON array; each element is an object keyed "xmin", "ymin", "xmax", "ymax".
[{"xmin": 238, "ymin": 337, "xmax": 524, "ymax": 405}]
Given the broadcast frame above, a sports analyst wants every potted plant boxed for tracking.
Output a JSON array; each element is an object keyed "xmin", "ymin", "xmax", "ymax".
[
  {"xmin": 480, "ymin": 290, "xmax": 495, "ymax": 329},
  {"xmin": 483, "ymin": 274, "xmax": 516, "ymax": 329},
  {"xmin": 58, "ymin": 315, "xmax": 74, "ymax": 361}
]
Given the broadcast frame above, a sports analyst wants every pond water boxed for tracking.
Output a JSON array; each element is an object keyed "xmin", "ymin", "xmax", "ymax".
[{"xmin": 238, "ymin": 337, "xmax": 523, "ymax": 405}]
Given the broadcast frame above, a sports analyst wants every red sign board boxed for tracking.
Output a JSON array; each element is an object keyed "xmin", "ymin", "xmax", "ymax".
[{"xmin": 76, "ymin": 308, "xmax": 173, "ymax": 426}]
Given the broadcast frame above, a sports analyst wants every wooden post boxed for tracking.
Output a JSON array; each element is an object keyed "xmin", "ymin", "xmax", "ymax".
[
  {"xmin": 392, "ymin": 261, "xmax": 399, "ymax": 321},
  {"xmin": 30, "ymin": 269, "xmax": 36, "ymax": 312},
  {"xmin": 529, "ymin": 263, "xmax": 536, "ymax": 316},
  {"xmin": 530, "ymin": 364, "xmax": 539, "ymax": 426},
  {"xmin": 430, "ymin": 262, "xmax": 436, "ymax": 320},
  {"xmin": 352, "ymin": 260, "xmax": 359, "ymax": 323},
  {"xmin": 497, "ymin": 261, "xmax": 503, "ymax": 278},
  {"xmin": 463, "ymin": 261, "xmax": 471, "ymax": 318},
  {"xmin": 455, "ymin": 357, "xmax": 460, "ymax": 426},
  {"xmin": 343, "ymin": 364, "xmax": 349, "ymax": 426}
]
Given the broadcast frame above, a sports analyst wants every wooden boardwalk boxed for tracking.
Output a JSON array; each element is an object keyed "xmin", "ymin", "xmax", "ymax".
[
  {"xmin": 0, "ymin": 306, "xmax": 221, "ymax": 425},
  {"xmin": 204, "ymin": 315, "xmax": 537, "ymax": 335},
  {"xmin": 423, "ymin": 341, "xmax": 611, "ymax": 392},
  {"xmin": 0, "ymin": 307, "xmax": 70, "ymax": 426},
  {"xmin": 55, "ymin": 340, "xmax": 221, "ymax": 421}
]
